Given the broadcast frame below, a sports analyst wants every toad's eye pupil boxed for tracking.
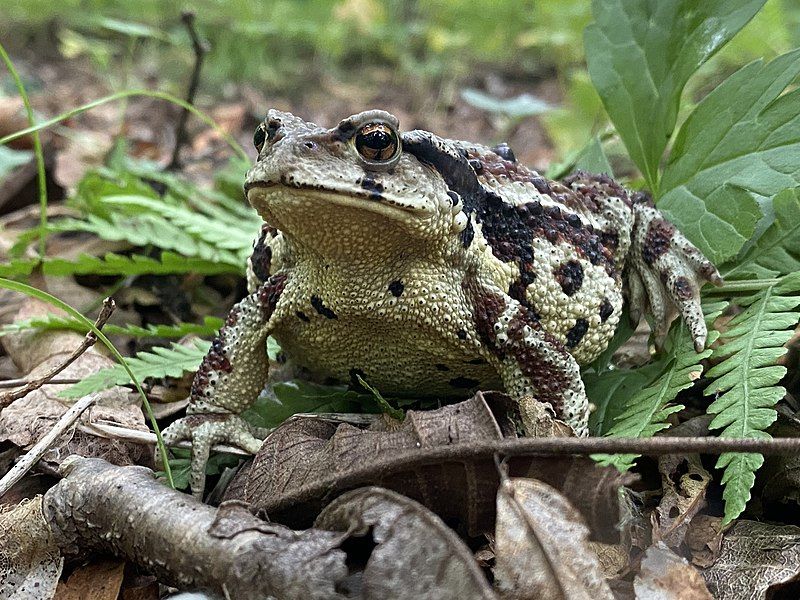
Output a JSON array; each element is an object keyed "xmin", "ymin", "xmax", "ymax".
[
  {"xmin": 253, "ymin": 125, "xmax": 266, "ymax": 152},
  {"xmin": 355, "ymin": 123, "xmax": 399, "ymax": 162}
]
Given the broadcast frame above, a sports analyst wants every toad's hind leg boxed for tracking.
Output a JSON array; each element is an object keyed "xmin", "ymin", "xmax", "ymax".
[
  {"xmin": 471, "ymin": 284, "xmax": 589, "ymax": 436},
  {"xmin": 627, "ymin": 195, "xmax": 722, "ymax": 350}
]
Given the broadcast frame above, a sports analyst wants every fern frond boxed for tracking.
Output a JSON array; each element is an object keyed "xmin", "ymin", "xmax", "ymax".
[
  {"xmin": 60, "ymin": 339, "xmax": 212, "ymax": 399},
  {"xmin": 705, "ymin": 272, "xmax": 800, "ymax": 524},
  {"xmin": 0, "ymin": 259, "xmax": 37, "ymax": 277},
  {"xmin": 41, "ymin": 252, "xmax": 242, "ymax": 276},
  {"xmin": 0, "ymin": 314, "xmax": 223, "ymax": 338},
  {"xmin": 594, "ymin": 300, "xmax": 727, "ymax": 469},
  {"xmin": 51, "ymin": 213, "xmax": 242, "ymax": 265},
  {"xmin": 101, "ymin": 195, "xmax": 259, "ymax": 255}
]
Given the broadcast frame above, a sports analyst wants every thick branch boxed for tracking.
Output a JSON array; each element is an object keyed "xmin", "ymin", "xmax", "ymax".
[{"xmin": 43, "ymin": 457, "xmax": 347, "ymax": 600}]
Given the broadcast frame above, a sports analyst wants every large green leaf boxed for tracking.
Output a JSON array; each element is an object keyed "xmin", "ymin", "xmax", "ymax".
[
  {"xmin": 584, "ymin": 0, "xmax": 765, "ymax": 190},
  {"xmin": 722, "ymin": 187, "xmax": 800, "ymax": 279},
  {"xmin": 660, "ymin": 50, "xmax": 800, "ymax": 265},
  {"xmin": 704, "ymin": 273, "xmax": 800, "ymax": 523}
]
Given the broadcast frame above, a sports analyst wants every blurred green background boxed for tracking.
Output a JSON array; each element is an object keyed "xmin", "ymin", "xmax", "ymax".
[{"xmin": 2, "ymin": 0, "xmax": 800, "ymax": 165}]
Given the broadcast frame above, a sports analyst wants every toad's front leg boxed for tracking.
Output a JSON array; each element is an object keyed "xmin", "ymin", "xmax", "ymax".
[
  {"xmin": 161, "ymin": 273, "xmax": 289, "ymax": 497},
  {"xmin": 471, "ymin": 284, "xmax": 589, "ymax": 436}
]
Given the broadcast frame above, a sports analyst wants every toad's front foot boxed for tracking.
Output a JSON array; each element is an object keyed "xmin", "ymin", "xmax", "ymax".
[
  {"xmin": 628, "ymin": 196, "xmax": 723, "ymax": 350},
  {"xmin": 161, "ymin": 412, "xmax": 264, "ymax": 498}
]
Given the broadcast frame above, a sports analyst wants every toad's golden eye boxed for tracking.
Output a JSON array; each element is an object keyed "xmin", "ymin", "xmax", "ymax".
[
  {"xmin": 253, "ymin": 124, "xmax": 266, "ymax": 153},
  {"xmin": 354, "ymin": 122, "xmax": 400, "ymax": 162}
]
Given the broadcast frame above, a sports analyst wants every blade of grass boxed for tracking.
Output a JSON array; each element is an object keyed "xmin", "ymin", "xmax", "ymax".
[
  {"xmin": 0, "ymin": 42, "xmax": 48, "ymax": 258},
  {"xmin": 0, "ymin": 89, "xmax": 249, "ymax": 162},
  {"xmin": 0, "ymin": 278, "xmax": 174, "ymax": 488}
]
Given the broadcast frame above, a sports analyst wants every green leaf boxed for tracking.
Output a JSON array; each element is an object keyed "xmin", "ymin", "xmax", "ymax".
[
  {"xmin": 355, "ymin": 375, "xmax": 404, "ymax": 421},
  {"xmin": 722, "ymin": 188, "xmax": 800, "ymax": 280},
  {"xmin": 60, "ymin": 340, "xmax": 212, "ymax": 399},
  {"xmin": 242, "ymin": 380, "xmax": 372, "ymax": 429},
  {"xmin": 704, "ymin": 273, "xmax": 800, "ymax": 523},
  {"xmin": 71, "ymin": 169, "xmax": 159, "ymax": 217},
  {"xmin": 460, "ymin": 89, "xmax": 552, "ymax": 119},
  {"xmin": 586, "ymin": 361, "xmax": 662, "ymax": 437},
  {"xmin": 40, "ymin": 252, "xmax": 242, "ymax": 277},
  {"xmin": 0, "ymin": 259, "xmax": 37, "ymax": 278},
  {"xmin": 584, "ymin": 0, "xmax": 766, "ymax": 190},
  {"xmin": 660, "ymin": 49, "xmax": 800, "ymax": 264},
  {"xmin": 93, "ymin": 17, "xmax": 169, "ymax": 40},
  {"xmin": 574, "ymin": 136, "xmax": 613, "ymax": 176},
  {"xmin": 0, "ymin": 313, "xmax": 223, "ymax": 339},
  {"xmin": 101, "ymin": 195, "xmax": 258, "ymax": 255}
]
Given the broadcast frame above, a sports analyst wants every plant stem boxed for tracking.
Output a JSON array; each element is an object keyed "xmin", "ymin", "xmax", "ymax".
[
  {"xmin": 169, "ymin": 11, "xmax": 210, "ymax": 170},
  {"xmin": 706, "ymin": 278, "xmax": 781, "ymax": 294},
  {"xmin": 0, "ymin": 42, "xmax": 48, "ymax": 258}
]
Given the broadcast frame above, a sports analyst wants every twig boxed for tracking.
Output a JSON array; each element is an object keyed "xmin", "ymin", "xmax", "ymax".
[
  {"xmin": 0, "ymin": 393, "xmax": 99, "ymax": 497},
  {"xmin": 0, "ymin": 377, "xmax": 81, "ymax": 389},
  {"xmin": 82, "ymin": 421, "xmax": 252, "ymax": 455},
  {"xmin": 158, "ymin": 426, "xmax": 800, "ymax": 459},
  {"xmin": 0, "ymin": 298, "xmax": 115, "ymax": 409},
  {"xmin": 442, "ymin": 436, "xmax": 800, "ymax": 457},
  {"xmin": 168, "ymin": 11, "xmax": 210, "ymax": 170}
]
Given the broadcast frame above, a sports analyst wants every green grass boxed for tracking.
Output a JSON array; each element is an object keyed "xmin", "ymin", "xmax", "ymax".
[{"xmin": 3, "ymin": 0, "xmax": 795, "ymax": 98}]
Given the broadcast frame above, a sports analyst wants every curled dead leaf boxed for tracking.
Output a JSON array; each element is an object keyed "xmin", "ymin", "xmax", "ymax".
[
  {"xmin": 702, "ymin": 521, "xmax": 800, "ymax": 599},
  {"xmin": 231, "ymin": 391, "xmax": 633, "ymax": 541},
  {"xmin": 315, "ymin": 486, "xmax": 497, "ymax": 600},
  {"xmin": 493, "ymin": 477, "xmax": 614, "ymax": 600},
  {"xmin": 634, "ymin": 543, "xmax": 712, "ymax": 600}
]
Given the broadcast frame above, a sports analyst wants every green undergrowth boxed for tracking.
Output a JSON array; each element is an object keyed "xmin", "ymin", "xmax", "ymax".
[{"xmin": 1, "ymin": 0, "xmax": 799, "ymax": 516}]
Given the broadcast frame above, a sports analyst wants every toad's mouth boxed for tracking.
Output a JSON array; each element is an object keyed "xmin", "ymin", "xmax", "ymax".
[{"xmin": 244, "ymin": 180, "xmax": 432, "ymax": 219}]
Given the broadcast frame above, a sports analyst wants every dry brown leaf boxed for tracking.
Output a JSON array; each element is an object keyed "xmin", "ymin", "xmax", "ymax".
[
  {"xmin": 0, "ymin": 496, "xmax": 63, "ymax": 600},
  {"xmin": 634, "ymin": 543, "xmax": 712, "ymax": 600},
  {"xmin": 702, "ymin": 521, "xmax": 800, "ymax": 599},
  {"xmin": 684, "ymin": 514, "xmax": 724, "ymax": 568},
  {"xmin": 589, "ymin": 541, "xmax": 630, "ymax": 579},
  {"xmin": 0, "ymin": 298, "xmax": 149, "ymax": 471},
  {"xmin": 231, "ymin": 391, "xmax": 632, "ymax": 540},
  {"xmin": 516, "ymin": 395, "xmax": 575, "ymax": 437},
  {"xmin": 54, "ymin": 559, "xmax": 125, "ymax": 600},
  {"xmin": 493, "ymin": 478, "xmax": 614, "ymax": 600},
  {"xmin": 652, "ymin": 453, "xmax": 710, "ymax": 548},
  {"xmin": 315, "ymin": 486, "xmax": 497, "ymax": 600}
]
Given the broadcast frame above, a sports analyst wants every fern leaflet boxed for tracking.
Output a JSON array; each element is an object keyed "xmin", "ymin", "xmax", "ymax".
[
  {"xmin": 594, "ymin": 300, "xmax": 727, "ymax": 469},
  {"xmin": 60, "ymin": 339, "xmax": 212, "ymax": 399},
  {"xmin": 0, "ymin": 314, "xmax": 223, "ymax": 338},
  {"xmin": 42, "ymin": 252, "xmax": 242, "ymax": 276}
]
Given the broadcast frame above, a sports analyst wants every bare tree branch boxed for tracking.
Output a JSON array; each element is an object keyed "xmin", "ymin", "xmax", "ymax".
[{"xmin": 168, "ymin": 11, "xmax": 210, "ymax": 170}]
